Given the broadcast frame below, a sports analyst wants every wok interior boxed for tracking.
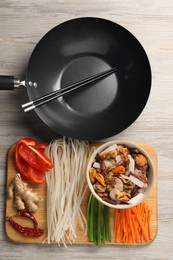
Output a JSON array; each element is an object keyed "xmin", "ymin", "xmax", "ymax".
[{"xmin": 26, "ymin": 18, "xmax": 151, "ymax": 140}]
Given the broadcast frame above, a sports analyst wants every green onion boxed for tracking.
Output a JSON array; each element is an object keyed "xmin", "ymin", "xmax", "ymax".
[
  {"xmin": 104, "ymin": 206, "xmax": 111, "ymax": 241},
  {"xmin": 97, "ymin": 200, "xmax": 102, "ymax": 245},
  {"xmin": 87, "ymin": 192, "xmax": 92, "ymax": 240},
  {"xmin": 87, "ymin": 194, "xmax": 111, "ymax": 245}
]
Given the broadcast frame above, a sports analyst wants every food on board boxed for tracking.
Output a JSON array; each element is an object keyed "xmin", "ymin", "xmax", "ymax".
[
  {"xmin": 114, "ymin": 202, "xmax": 152, "ymax": 243},
  {"xmin": 44, "ymin": 137, "xmax": 95, "ymax": 247},
  {"xmin": 87, "ymin": 193, "xmax": 111, "ymax": 245},
  {"xmin": 6, "ymin": 137, "xmax": 154, "ymax": 245},
  {"xmin": 89, "ymin": 144, "xmax": 149, "ymax": 205},
  {"xmin": 15, "ymin": 138, "xmax": 53, "ymax": 184},
  {"xmin": 6, "ymin": 211, "xmax": 44, "ymax": 237},
  {"xmin": 18, "ymin": 211, "xmax": 39, "ymax": 228},
  {"xmin": 7, "ymin": 173, "xmax": 40, "ymax": 213},
  {"xmin": 18, "ymin": 143, "xmax": 53, "ymax": 171}
]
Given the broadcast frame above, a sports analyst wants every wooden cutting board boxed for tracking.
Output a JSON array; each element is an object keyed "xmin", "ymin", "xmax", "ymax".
[{"xmin": 5, "ymin": 143, "xmax": 158, "ymax": 245}]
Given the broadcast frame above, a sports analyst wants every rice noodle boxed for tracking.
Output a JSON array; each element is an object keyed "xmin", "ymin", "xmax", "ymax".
[{"xmin": 43, "ymin": 137, "xmax": 95, "ymax": 247}]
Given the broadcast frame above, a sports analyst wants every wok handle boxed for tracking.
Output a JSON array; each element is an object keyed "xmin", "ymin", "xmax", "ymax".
[{"xmin": 0, "ymin": 75, "xmax": 20, "ymax": 90}]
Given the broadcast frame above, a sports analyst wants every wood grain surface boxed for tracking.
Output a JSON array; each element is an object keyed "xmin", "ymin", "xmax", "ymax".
[
  {"xmin": 5, "ymin": 143, "xmax": 158, "ymax": 245},
  {"xmin": 0, "ymin": 0, "xmax": 173, "ymax": 259}
]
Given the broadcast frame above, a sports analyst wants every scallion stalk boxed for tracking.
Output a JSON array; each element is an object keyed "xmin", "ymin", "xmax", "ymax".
[
  {"xmin": 104, "ymin": 206, "xmax": 111, "ymax": 242},
  {"xmin": 87, "ymin": 193, "xmax": 111, "ymax": 245}
]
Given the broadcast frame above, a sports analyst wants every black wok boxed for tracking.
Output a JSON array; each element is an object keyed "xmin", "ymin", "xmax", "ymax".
[{"xmin": 0, "ymin": 17, "xmax": 151, "ymax": 140}]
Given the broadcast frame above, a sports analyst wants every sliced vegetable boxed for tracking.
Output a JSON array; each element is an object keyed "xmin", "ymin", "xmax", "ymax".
[
  {"xmin": 18, "ymin": 143, "xmax": 53, "ymax": 171},
  {"xmin": 103, "ymin": 205, "xmax": 111, "ymax": 241},
  {"xmin": 15, "ymin": 138, "xmax": 53, "ymax": 184},
  {"xmin": 15, "ymin": 138, "xmax": 36, "ymax": 149},
  {"xmin": 87, "ymin": 193, "xmax": 111, "ymax": 245},
  {"xmin": 114, "ymin": 202, "xmax": 152, "ymax": 243},
  {"xmin": 15, "ymin": 152, "xmax": 30, "ymax": 179},
  {"xmin": 34, "ymin": 142, "xmax": 48, "ymax": 151},
  {"xmin": 15, "ymin": 152, "xmax": 45, "ymax": 183},
  {"xmin": 15, "ymin": 138, "xmax": 35, "ymax": 178},
  {"xmin": 26, "ymin": 167, "xmax": 45, "ymax": 184}
]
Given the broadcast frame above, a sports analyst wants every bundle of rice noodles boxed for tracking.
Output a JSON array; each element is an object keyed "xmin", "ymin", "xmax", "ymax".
[{"xmin": 44, "ymin": 137, "xmax": 95, "ymax": 247}]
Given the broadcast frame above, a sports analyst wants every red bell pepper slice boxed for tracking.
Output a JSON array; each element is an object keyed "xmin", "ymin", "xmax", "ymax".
[
  {"xmin": 15, "ymin": 137, "xmax": 36, "ymax": 178},
  {"xmin": 16, "ymin": 138, "xmax": 36, "ymax": 149},
  {"xmin": 34, "ymin": 142, "xmax": 48, "ymax": 151},
  {"xmin": 18, "ymin": 142, "xmax": 53, "ymax": 172},
  {"xmin": 15, "ymin": 152, "xmax": 30, "ymax": 179},
  {"xmin": 15, "ymin": 138, "xmax": 45, "ymax": 184},
  {"xmin": 26, "ymin": 167, "xmax": 45, "ymax": 184},
  {"xmin": 16, "ymin": 157, "xmax": 45, "ymax": 184}
]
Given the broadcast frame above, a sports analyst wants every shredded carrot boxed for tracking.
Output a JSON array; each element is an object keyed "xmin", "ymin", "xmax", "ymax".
[
  {"xmin": 131, "ymin": 212, "xmax": 141, "ymax": 243},
  {"xmin": 126, "ymin": 209, "xmax": 135, "ymax": 243},
  {"xmin": 134, "ymin": 211, "xmax": 149, "ymax": 241},
  {"xmin": 148, "ymin": 209, "xmax": 152, "ymax": 240},
  {"xmin": 114, "ymin": 202, "xmax": 152, "ymax": 244}
]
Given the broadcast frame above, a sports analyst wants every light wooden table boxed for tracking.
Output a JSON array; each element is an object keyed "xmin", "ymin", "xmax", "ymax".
[{"xmin": 0, "ymin": 1, "xmax": 173, "ymax": 259}]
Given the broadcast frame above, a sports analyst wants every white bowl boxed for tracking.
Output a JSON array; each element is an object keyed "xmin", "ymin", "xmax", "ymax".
[{"xmin": 86, "ymin": 140, "xmax": 154, "ymax": 209}]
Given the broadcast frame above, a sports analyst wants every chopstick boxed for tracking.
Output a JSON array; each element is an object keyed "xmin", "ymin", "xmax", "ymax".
[{"xmin": 22, "ymin": 67, "xmax": 117, "ymax": 112}]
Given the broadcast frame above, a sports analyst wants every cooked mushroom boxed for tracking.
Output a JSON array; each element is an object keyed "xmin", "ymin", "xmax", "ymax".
[
  {"xmin": 118, "ymin": 175, "xmax": 135, "ymax": 193},
  {"xmin": 114, "ymin": 177, "xmax": 124, "ymax": 191}
]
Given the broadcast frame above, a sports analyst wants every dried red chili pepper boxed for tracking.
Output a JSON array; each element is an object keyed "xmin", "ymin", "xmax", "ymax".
[
  {"xmin": 18, "ymin": 143, "xmax": 53, "ymax": 172},
  {"xmin": 18, "ymin": 211, "xmax": 38, "ymax": 228},
  {"xmin": 6, "ymin": 216, "xmax": 44, "ymax": 237}
]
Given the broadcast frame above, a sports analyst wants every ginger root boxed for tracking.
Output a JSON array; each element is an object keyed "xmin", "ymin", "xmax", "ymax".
[{"xmin": 7, "ymin": 173, "xmax": 40, "ymax": 212}]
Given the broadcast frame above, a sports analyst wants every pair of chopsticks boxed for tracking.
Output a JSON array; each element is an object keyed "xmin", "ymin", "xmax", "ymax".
[{"xmin": 22, "ymin": 67, "xmax": 117, "ymax": 112}]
